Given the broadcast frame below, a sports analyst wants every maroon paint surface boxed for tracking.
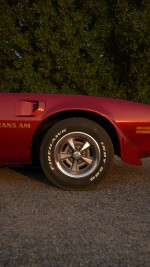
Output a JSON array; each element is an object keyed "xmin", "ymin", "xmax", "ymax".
[{"xmin": 0, "ymin": 93, "xmax": 150, "ymax": 164}]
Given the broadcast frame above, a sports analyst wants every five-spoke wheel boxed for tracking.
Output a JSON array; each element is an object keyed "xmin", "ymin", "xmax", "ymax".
[
  {"xmin": 40, "ymin": 118, "xmax": 114, "ymax": 189},
  {"xmin": 54, "ymin": 132, "xmax": 101, "ymax": 178}
]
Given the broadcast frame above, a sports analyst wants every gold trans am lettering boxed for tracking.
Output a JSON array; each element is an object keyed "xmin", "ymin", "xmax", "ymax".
[
  {"xmin": 0, "ymin": 123, "xmax": 17, "ymax": 128},
  {"xmin": 18, "ymin": 123, "xmax": 31, "ymax": 128},
  {"xmin": 0, "ymin": 122, "xmax": 31, "ymax": 128}
]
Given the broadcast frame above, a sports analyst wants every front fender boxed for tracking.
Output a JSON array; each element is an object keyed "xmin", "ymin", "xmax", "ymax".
[{"xmin": 114, "ymin": 125, "xmax": 142, "ymax": 165}]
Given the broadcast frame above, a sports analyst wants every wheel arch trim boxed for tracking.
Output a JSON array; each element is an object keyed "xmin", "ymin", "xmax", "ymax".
[{"xmin": 31, "ymin": 109, "xmax": 141, "ymax": 165}]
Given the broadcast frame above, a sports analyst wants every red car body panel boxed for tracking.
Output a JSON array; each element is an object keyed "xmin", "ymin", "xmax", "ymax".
[{"xmin": 0, "ymin": 93, "xmax": 150, "ymax": 165}]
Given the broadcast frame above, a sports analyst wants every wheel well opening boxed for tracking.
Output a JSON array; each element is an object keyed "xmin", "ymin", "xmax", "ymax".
[{"xmin": 31, "ymin": 110, "xmax": 120, "ymax": 164}]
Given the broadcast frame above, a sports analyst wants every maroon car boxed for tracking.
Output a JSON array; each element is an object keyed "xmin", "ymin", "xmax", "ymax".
[{"xmin": 0, "ymin": 93, "xmax": 150, "ymax": 189}]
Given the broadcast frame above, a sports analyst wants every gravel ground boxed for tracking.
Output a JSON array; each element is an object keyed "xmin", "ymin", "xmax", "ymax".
[{"xmin": 0, "ymin": 157, "xmax": 150, "ymax": 267}]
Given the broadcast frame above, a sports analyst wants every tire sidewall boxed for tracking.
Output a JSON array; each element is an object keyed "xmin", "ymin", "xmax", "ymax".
[{"xmin": 40, "ymin": 118, "xmax": 113, "ymax": 189}]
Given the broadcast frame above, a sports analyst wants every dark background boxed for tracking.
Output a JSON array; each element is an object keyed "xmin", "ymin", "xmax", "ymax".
[{"xmin": 0, "ymin": 0, "xmax": 150, "ymax": 103}]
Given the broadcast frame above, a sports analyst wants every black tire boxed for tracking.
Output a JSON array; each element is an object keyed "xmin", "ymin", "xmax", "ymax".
[{"xmin": 40, "ymin": 118, "xmax": 114, "ymax": 189}]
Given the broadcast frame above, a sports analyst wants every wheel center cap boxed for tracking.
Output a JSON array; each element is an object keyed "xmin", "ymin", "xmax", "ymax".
[{"xmin": 73, "ymin": 151, "xmax": 81, "ymax": 160}]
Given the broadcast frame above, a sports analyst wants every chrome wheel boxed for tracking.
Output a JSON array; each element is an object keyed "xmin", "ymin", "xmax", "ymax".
[
  {"xmin": 54, "ymin": 132, "xmax": 101, "ymax": 178},
  {"xmin": 40, "ymin": 118, "xmax": 114, "ymax": 189}
]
